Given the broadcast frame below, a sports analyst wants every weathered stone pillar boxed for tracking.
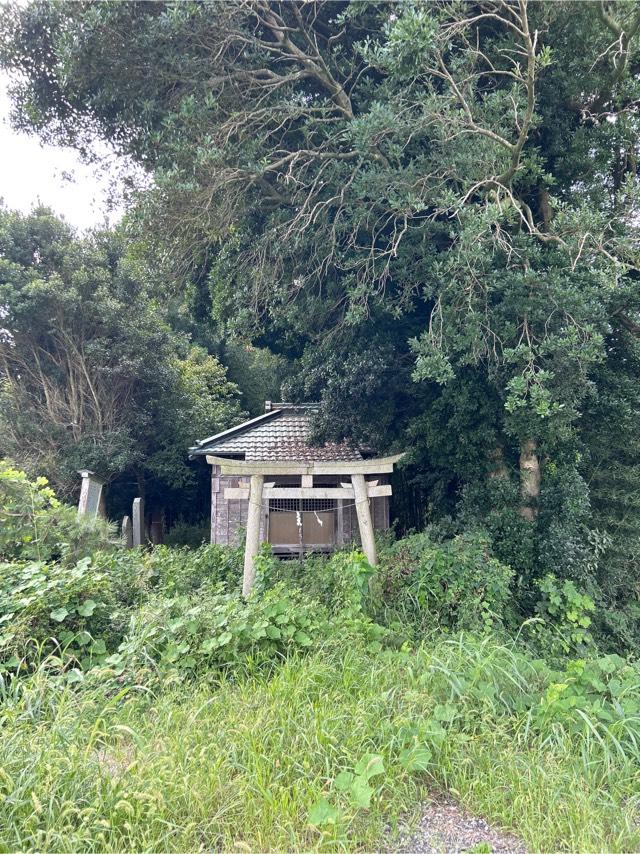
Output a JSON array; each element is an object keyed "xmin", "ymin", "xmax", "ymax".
[
  {"xmin": 132, "ymin": 497, "xmax": 145, "ymax": 547},
  {"xmin": 150, "ymin": 511, "xmax": 164, "ymax": 545},
  {"xmin": 242, "ymin": 474, "xmax": 264, "ymax": 597},
  {"xmin": 77, "ymin": 470, "xmax": 105, "ymax": 517},
  {"xmin": 122, "ymin": 515, "xmax": 133, "ymax": 549},
  {"xmin": 351, "ymin": 474, "xmax": 377, "ymax": 566}
]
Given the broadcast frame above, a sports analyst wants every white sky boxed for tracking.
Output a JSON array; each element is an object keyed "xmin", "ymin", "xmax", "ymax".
[{"xmin": 0, "ymin": 72, "xmax": 125, "ymax": 230}]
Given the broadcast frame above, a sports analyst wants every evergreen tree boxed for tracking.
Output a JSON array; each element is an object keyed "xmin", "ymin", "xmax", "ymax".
[{"xmin": 0, "ymin": 205, "xmax": 244, "ymax": 516}]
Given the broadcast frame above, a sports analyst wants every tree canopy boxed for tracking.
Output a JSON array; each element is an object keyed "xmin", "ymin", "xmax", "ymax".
[
  {"xmin": 1, "ymin": 0, "xmax": 640, "ymax": 640},
  {"xmin": 0, "ymin": 205, "xmax": 244, "ymax": 515}
]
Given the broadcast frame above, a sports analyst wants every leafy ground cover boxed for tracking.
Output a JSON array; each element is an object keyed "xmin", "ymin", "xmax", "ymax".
[
  {"xmin": 2, "ymin": 637, "xmax": 640, "ymax": 852},
  {"xmin": 2, "ymin": 465, "xmax": 640, "ymax": 852}
]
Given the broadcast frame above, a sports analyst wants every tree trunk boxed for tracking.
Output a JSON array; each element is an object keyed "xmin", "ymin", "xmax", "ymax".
[
  {"xmin": 538, "ymin": 187, "xmax": 553, "ymax": 231},
  {"xmin": 488, "ymin": 446, "xmax": 509, "ymax": 480},
  {"xmin": 519, "ymin": 439, "xmax": 540, "ymax": 521}
]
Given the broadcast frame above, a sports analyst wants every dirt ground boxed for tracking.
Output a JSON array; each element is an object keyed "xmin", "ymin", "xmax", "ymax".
[{"xmin": 390, "ymin": 795, "xmax": 527, "ymax": 854}]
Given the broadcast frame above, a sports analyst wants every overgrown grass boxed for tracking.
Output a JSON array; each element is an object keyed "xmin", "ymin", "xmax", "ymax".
[
  {"xmin": 2, "ymin": 635, "xmax": 639, "ymax": 852},
  {"xmin": 3, "ymin": 467, "xmax": 638, "ymax": 850}
]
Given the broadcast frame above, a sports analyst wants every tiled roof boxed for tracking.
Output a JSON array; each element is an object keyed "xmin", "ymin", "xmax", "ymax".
[{"xmin": 190, "ymin": 405, "xmax": 362, "ymax": 462}]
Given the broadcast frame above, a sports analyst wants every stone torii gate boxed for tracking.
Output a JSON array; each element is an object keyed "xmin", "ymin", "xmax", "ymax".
[{"xmin": 206, "ymin": 454, "xmax": 403, "ymax": 596}]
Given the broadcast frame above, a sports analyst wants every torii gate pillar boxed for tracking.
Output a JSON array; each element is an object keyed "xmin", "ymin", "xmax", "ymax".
[
  {"xmin": 242, "ymin": 474, "xmax": 264, "ymax": 597},
  {"xmin": 351, "ymin": 473, "xmax": 377, "ymax": 567}
]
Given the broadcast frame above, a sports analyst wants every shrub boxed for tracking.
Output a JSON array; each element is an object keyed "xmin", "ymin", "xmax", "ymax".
[
  {"xmin": 0, "ymin": 556, "xmax": 118, "ymax": 671},
  {"xmin": 0, "ymin": 539, "xmax": 251, "ymax": 674},
  {"xmin": 529, "ymin": 573, "xmax": 596, "ymax": 657},
  {"xmin": 378, "ymin": 531, "xmax": 515, "ymax": 634},
  {"xmin": 0, "ymin": 459, "xmax": 114, "ymax": 564},
  {"xmin": 103, "ymin": 547, "xmax": 399, "ymax": 684},
  {"xmin": 0, "ymin": 462, "xmax": 122, "ymax": 672},
  {"xmin": 145, "ymin": 543, "xmax": 244, "ymax": 595},
  {"xmin": 595, "ymin": 602, "xmax": 640, "ymax": 655},
  {"xmin": 104, "ymin": 583, "xmax": 330, "ymax": 683},
  {"xmin": 164, "ymin": 518, "xmax": 210, "ymax": 548},
  {"xmin": 534, "ymin": 654, "xmax": 640, "ymax": 746},
  {"xmin": 255, "ymin": 547, "xmax": 378, "ymax": 613}
]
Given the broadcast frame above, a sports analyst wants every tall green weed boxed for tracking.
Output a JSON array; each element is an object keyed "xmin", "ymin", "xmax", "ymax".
[
  {"xmin": 377, "ymin": 531, "xmax": 515, "ymax": 634},
  {"xmin": 1, "ymin": 635, "xmax": 639, "ymax": 852}
]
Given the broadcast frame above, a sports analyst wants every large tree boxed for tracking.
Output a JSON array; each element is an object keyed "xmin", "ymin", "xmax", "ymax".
[
  {"xmin": 0, "ymin": 205, "xmax": 243, "ymax": 515},
  {"xmin": 2, "ymin": 1, "xmax": 640, "ymax": 601}
]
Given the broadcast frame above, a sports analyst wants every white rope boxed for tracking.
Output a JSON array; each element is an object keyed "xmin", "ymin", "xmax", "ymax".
[
  {"xmin": 266, "ymin": 501, "xmax": 360, "ymax": 512},
  {"xmin": 246, "ymin": 495, "xmax": 365, "ymax": 513}
]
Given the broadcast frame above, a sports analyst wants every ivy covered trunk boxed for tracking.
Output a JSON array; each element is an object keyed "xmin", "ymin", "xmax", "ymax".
[{"xmin": 519, "ymin": 439, "xmax": 541, "ymax": 522}]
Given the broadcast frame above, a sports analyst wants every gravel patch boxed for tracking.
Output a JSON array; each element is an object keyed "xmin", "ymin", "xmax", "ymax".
[
  {"xmin": 389, "ymin": 795, "xmax": 527, "ymax": 854},
  {"xmin": 93, "ymin": 743, "xmax": 136, "ymax": 780}
]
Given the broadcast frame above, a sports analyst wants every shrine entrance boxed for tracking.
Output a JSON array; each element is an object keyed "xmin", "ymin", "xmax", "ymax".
[
  {"xmin": 205, "ymin": 455, "xmax": 403, "ymax": 595},
  {"xmin": 267, "ymin": 497, "xmax": 336, "ymax": 551}
]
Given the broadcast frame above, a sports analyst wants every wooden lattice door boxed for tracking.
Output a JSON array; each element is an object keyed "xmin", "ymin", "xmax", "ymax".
[{"xmin": 268, "ymin": 498, "xmax": 335, "ymax": 547}]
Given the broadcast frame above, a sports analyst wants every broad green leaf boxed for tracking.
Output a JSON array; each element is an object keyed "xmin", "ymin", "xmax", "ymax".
[
  {"xmin": 77, "ymin": 599, "xmax": 97, "ymax": 617},
  {"xmin": 433, "ymin": 703, "xmax": 457, "ymax": 722},
  {"xmin": 104, "ymin": 653, "xmax": 125, "ymax": 675},
  {"xmin": 294, "ymin": 630, "xmax": 312, "ymax": 646},
  {"xmin": 399, "ymin": 746, "xmax": 432, "ymax": 772},
  {"xmin": 354, "ymin": 753, "xmax": 385, "ymax": 780},
  {"xmin": 349, "ymin": 775, "xmax": 373, "ymax": 809},
  {"xmin": 50, "ymin": 607, "xmax": 69, "ymax": 623},
  {"xmin": 334, "ymin": 770, "xmax": 354, "ymax": 792},
  {"xmin": 308, "ymin": 797, "xmax": 339, "ymax": 826}
]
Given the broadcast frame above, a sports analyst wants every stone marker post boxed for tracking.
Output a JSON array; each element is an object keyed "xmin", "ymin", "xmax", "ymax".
[
  {"xmin": 122, "ymin": 515, "xmax": 133, "ymax": 549},
  {"xmin": 150, "ymin": 510, "xmax": 165, "ymax": 545},
  {"xmin": 132, "ymin": 497, "xmax": 145, "ymax": 547},
  {"xmin": 77, "ymin": 470, "xmax": 105, "ymax": 518}
]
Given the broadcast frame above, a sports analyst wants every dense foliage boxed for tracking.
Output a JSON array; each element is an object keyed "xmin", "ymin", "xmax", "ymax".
[
  {"xmin": 1, "ymin": 0, "xmax": 640, "ymax": 846},
  {"xmin": 0, "ymin": 465, "xmax": 601, "ymax": 677},
  {"xmin": 0, "ymin": 205, "xmax": 245, "ymax": 519},
  {"xmin": 0, "ymin": 0, "xmax": 638, "ymax": 635},
  {"xmin": 0, "ymin": 474, "xmax": 639, "ymax": 851}
]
